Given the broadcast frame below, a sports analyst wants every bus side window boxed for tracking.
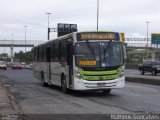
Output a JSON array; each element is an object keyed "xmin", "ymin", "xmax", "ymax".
[
  {"xmin": 59, "ymin": 42, "xmax": 62, "ymax": 60},
  {"xmin": 61, "ymin": 41, "xmax": 67, "ymax": 61},
  {"xmin": 46, "ymin": 47, "xmax": 51, "ymax": 62},
  {"xmin": 44, "ymin": 45, "xmax": 47, "ymax": 62},
  {"xmin": 41, "ymin": 46, "xmax": 44, "ymax": 61},
  {"xmin": 39, "ymin": 47, "xmax": 42, "ymax": 62},
  {"xmin": 37, "ymin": 47, "xmax": 40, "ymax": 62},
  {"xmin": 40, "ymin": 47, "xmax": 43, "ymax": 62},
  {"xmin": 52, "ymin": 43, "xmax": 55, "ymax": 61},
  {"xmin": 36, "ymin": 48, "xmax": 38, "ymax": 62},
  {"xmin": 40, "ymin": 47, "xmax": 42, "ymax": 61},
  {"xmin": 54, "ymin": 42, "xmax": 59, "ymax": 61},
  {"xmin": 34, "ymin": 48, "xmax": 36, "ymax": 61}
]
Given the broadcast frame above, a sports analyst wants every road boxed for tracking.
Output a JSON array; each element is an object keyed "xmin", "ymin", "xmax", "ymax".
[
  {"xmin": 0, "ymin": 68, "xmax": 160, "ymax": 119},
  {"xmin": 126, "ymin": 69, "xmax": 160, "ymax": 80}
]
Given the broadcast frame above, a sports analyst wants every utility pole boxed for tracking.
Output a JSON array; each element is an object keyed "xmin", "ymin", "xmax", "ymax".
[
  {"xmin": 97, "ymin": 0, "xmax": 99, "ymax": 31},
  {"xmin": 45, "ymin": 13, "xmax": 52, "ymax": 40},
  {"xmin": 4, "ymin": 39, "xmax": 5, "ymax": 53},
  {"xmin": 146, "ymin": 21, "xmax": 149, "ymax": 60},
  {"xmin": 11, "ymin": 34, "xmax": 14, "ymax": 63},
  {"xmin": 24, "ymin": 26, "xmax": 28, "ymax": 53}
]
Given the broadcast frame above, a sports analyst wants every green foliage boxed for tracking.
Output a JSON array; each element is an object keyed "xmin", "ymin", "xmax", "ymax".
[
  {"xmin": 14, "ymin": 50, "xmax": 33, "ymax": 63},
  {"xmin": 0, "ymin": 53, "xmax": 9, "ymax": 61}
]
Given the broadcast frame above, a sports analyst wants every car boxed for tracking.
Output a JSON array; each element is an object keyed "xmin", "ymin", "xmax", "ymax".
[
  {"xmin": 138, "ymin": 60, "xmax": 160, "ymax": 75},
  {"xmin": 12, "ymin": 62, "xmax": 22, "ymax": 70},
  {"xmin": 0, "ymin": 61, "xmax": 7, "ymax": 70}
]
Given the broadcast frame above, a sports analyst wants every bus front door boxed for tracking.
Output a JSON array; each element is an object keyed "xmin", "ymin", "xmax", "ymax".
[{"xmin": 67, "ymin": 43, "xmax": 73, "ymax": 87}]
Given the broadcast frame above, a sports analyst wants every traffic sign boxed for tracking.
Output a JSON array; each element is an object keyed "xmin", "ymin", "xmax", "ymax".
[
  {"xmin": 151, "ymin": 33, "xmax": 160, "ymax": 44},
  {"xmin": 57, "ymin": 23, "xmax": 77, "ymax": 37}
]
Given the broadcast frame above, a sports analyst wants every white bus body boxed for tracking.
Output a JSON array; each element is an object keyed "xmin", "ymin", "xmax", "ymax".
[{"xmin": 33, "ymin": 31, "xmax": 125, "ymax": 93}]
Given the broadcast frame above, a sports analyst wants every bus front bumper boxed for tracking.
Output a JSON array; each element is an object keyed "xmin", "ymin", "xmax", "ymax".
[{"xmin": 73, "ymin": 76, "xmax": 125, "ymax": 90}]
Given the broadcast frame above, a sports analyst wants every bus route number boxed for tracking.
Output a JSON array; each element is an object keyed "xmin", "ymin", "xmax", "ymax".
[{"xmin": 80, "ymin": 61, "xmax": 97, "ymax": 66}]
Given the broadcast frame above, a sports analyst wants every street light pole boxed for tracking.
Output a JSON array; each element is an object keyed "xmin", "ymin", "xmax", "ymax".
[
  {"xmin": 45, "ymin": 12, "xmax": 52, "ymax": 40},
  {"xmin": 11, "ymin": 34, "xmax": 14, "ymax": 63},
  {"xmin": 146, "ymin": 21, "xmax": 149, "ymax": 60},
  {"xmin": 3, "ymin": 39, "xmax": 6, "ymax": 62},
  {"xmin": 97, "ymin": 0, "xmax": 99, "ymax": 31},
  {"xmin": 4, "ymin": 39, "xmax": 5, "ymax": 53},
  {"xmin": 11, "ymin": 34, "xmax": 14, "ymax": 45},
  {"xmin": 24, "ymin": 26, "xmax": 28, "ymax": 53}
]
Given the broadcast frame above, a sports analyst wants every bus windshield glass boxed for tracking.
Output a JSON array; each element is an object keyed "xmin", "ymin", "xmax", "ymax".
[{"xmin": 75, "ymin": 42, "xmax": 123, "ymax": 68}]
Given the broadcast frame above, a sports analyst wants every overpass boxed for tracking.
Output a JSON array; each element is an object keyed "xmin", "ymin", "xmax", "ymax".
[
  {"xmin": 1, "ymin": 38, "xmax": 160, "ymax": 49},
  {"xmin": 125, "ymin": 38, "xmax": 160, "ymax": 62},
  {"xmin": 0, "ymin": 40, "xmax": 44, "ymax": 47},
  {"xmin": 125, "ymin": 38, "xmax": 160, "ymax": 49},
  {"xmin": 0, "ymin": 40, "xmax": 45, "ymax": 62},
  {"xmin": 0, "ymin": 38, "xmax": 160, "ymax": 62}
]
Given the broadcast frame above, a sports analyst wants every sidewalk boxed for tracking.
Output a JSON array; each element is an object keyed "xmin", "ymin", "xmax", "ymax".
[
  {"xmin": 0, "ymin": 79, "xmax": 15, "ymax": 113},
  {"xmin": 126, "ymin": 69, "xmax": 160, "ymax": 86}
]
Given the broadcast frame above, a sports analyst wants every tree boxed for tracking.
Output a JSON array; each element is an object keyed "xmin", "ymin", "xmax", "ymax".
[
  {"xmin": 0, "ymin": 53, "xmax": 9, "ymax": 61},
  {"xmin": 14, "ymin": 50, "xmax": 33, "ymax": 63}
]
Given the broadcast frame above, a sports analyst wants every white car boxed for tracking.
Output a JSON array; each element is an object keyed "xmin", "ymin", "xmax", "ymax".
[{"xmin": 0, "ymin": 61, "xmax": 7, "ymax": 70}]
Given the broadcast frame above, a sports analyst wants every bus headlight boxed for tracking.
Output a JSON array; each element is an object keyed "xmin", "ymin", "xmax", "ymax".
[
  {"xmin": 75, "ymin": 70, "xmax": 82, "ymax": 79},
  {"xmin": 119, "ymin": 69, "xmax": 125, "ymax": 78}
]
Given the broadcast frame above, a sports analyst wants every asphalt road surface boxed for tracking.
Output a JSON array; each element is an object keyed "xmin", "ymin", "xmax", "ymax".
[
  {"xmin": 0, "ymin": 68, "xmax": 160, "ymax": 119},
  {"xmin": 126, "ymin": 69, "xmax": 160, "ymax": 80}
]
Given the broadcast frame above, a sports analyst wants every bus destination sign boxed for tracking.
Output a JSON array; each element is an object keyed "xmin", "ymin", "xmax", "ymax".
[
  {"xmin": 77, "ymin": 32, "xmax": 119, "ymax": 41},
  {"xmin": 80, "ymin": 61, "xmax": 97, "ymax": 66}
]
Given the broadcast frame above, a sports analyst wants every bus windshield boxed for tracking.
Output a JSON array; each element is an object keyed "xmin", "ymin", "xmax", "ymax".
[{"xmin": 75, "ymin": 42, "xmax": 123, "ymax": 68}]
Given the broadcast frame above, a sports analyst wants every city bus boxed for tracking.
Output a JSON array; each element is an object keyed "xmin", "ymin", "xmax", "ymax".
[{"xmin": 33, "ymin": 31, "xmax": 125, "ymax": 93}]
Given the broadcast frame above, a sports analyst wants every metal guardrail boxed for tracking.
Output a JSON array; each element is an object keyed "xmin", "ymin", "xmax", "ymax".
[
  {"xmin": 126, "ymin": 43, "xmax": 160, "ymax": 48},
  {"xmin": 125, "ymin": 38, "xmax": 160, "ymax": 48},
  {"xmin": 125, "ymin": 38, "xmax": 149, "ymax": 42}
]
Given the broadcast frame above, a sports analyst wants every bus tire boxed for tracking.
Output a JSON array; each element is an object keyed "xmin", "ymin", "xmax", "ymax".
[
  {"xmin": 140, "ymin": 69, "xmax": 144, "ymax": 75},
  {"xmin": 102, "ymin": 89, "xmax": 111, "ymax": 94},
  {"xmin": 61, "ymin": 75, "xmax": 68, "ymax": 94},
  {"xmin": 41, "ymin": 72, "xmax": 47, "ymax": 87},
  {"xmin": 152, "ymin": 70, "xmax": 157, "ymax": 76}
]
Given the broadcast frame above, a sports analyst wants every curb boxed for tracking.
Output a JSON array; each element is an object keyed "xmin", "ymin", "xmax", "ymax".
[
  {"xmin": 126, "ymin": 76, "xmax": 160, "ymax": 86},
  {"xmin": 0, "ymin": 79, "xmax": 14, "ymax": 113},
  {"xmin": 0, "ymin": 79, "xmax": 22, "ymax": 114}
]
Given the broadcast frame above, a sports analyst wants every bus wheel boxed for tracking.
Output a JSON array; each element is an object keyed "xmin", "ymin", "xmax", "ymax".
[
  {"xmin": 140, "ymin": 69, "xmax": 144, "ymax": 75},
  {"xmin": 152, "ymin": 70, "xmax": 157, "ymax": 76},
  {"xmin": 41, "ymin": 72, "xmax": 47, "ymax": 87},
  {"xmin": 102, "ymin": 89, "xmax": 111, "ymax": 94},
  {"xmin": 61, "ymin": 75, "xmax": 68, "ymax": 93}
]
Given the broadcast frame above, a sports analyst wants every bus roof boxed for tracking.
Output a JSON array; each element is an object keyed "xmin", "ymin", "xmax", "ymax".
[
  {"xmin": 34, "ymin": 31, "xmax": 120, "ymax": 48},
  {"xmin": 34, "ymin": 33, "xmax": 72, "ymax": 48}
]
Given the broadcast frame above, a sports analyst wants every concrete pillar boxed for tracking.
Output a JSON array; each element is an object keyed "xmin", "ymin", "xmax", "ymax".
[
  {"xmin": 11, "ymin": 46, "xmax": 13, "ymax": 63},
  {"xmin": 151, "ymin": 50, "xmax": 156, "ymax": 61}
]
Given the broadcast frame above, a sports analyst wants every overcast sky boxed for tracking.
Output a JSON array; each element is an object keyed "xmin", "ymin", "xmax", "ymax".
[{"xmin": 0, "ymin": 0, "xmax": 160, "ymax": 54}]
